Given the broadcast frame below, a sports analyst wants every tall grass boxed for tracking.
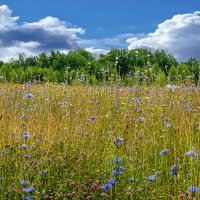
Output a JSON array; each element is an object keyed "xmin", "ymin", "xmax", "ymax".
[{"xmin": 0, "ymin": 83, "xmax": 200, "ymax": 199}]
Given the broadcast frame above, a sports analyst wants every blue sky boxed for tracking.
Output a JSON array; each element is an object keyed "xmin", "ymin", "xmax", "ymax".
[{"xmin": 0, "ymin": 0, "xmax": 200, "ymax": 61}]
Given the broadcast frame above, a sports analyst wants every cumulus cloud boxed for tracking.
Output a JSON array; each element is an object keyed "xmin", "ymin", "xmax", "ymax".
[
  {"xmin": 0, "ymin": 5, "xmax": 85, "ymax": 61},
  {"xmin": 127, "ymin": 12, "xmax": 200, "ymax": 61}
]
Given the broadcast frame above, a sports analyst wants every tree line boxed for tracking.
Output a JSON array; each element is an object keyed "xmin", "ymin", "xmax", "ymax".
[{"xmin": 0, "ymin": 48, "xmax": 199, "ymax": 85}]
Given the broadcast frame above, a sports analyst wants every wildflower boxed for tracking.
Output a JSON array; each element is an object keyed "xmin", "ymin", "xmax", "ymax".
[
  {"xmin": 138, "ymin": 116, "xmax": 147, "ymax": 122},
  {"xmin": 116, "ymin": 166, "xmax": 125, "ymax": 171},
  {"xmin": 102, "ymin": 183, "xmax": 112, "ymax": 190},
  {"xmin": 25, "ymin": 197, "xmax": 32, "ymax": 200},
  {"xmin": 24, "ymin": 154, "xmax": 31, "ymax": 159},
  {"xmin": 188, "ymin": 186, "xmax": 199, "ymax": 192},
  {"xmin": 167, "ymin": 84, "xmax": 176, "ymax": 90},
  {"xmin": 186, "ymin": 173, "xmax": 193, "ymax": 177},
  {"xmin": 0, "ymin": 177, "xmax": 4, "ymax": 181},
  {"xmin": 129, "ymin": 178, "xmax": 136, "ymax": 182},
  {"xmin": 160, "ymin": 149, "xmax": 168, "ymax": 156},
  {"xmin": 148, "ymin": 175, "xmax": 156, "ymax": 181},
  {"xmin": 21, "ymin": 145, "xmax": 28, "ymax": 150},
  {"xmin": 179, "ymin": 193, "xmax": 185, "ymax": 198},
  {"xmin": 171, "ymin": 165, "xmax": 179, "ymax": 171},
  {"xmin": 170, "ymin": 170, "xmax": 178, "ymax": 176},
  {"xmin": 170, "ymin": 165, "xmax": 179, "ymax": 176},
  {"xmin": 21, "ymin": 180, "xmax": 28, "ymax": 185},
  {"xmin": 113, "ymin": 137, "xmax": 124, "ymax": 146},
  {"xmin": 90, "ymin": 116, "xmax": 96, "ymax": 121},
  {"xmin": 23, "ymin": 186, "xmax": 34, "ymax": 193},
  {"xmin": 23, "ymin": 132, "xmax": 30, "ymax": 139},
  {"xmin": 186, "ymin": 150, "xmax": 194, "ymax": 156},
  {"xmin": 108, "ymin": 178, "xmax": 116, "ymax": 185},
  {"xmin": 166, "ymin": 124, "xmax": 172, "ymax": 128},
  {"xmin": 112, "ymin": 170, "xmax": 122, "ymax": 176},
  {"xmin": 112, "ymin": 157, "xmax": 123, "ymax": 163},
  {"xmin": 39, "ymin": 170, "xmax": 47, "ymax": 175},
  {"xmin": 24, "ymin": 93, "xmax": 33, "ymax": 99}
]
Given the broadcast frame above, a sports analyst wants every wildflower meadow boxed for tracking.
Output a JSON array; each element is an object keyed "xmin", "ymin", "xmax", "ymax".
[{"xmin": 0, "ymin": 83, "xmax": 200, "ymax": 199}]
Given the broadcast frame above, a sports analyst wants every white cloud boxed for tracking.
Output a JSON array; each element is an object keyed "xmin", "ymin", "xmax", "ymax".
[
  {"xmin": 85, "ymin": 47, "xmax": 109, "ymax": 57},
  {"xmin": 127, "ymin": 12, "xmax": 200, "ymax": 61},
  {"xmin": 0, "ymin": 5, "xmax": 85, "ymax": 61},
  {"xmin": 0, "ymin": 4, "xmax": 19, "ymax": 29}
]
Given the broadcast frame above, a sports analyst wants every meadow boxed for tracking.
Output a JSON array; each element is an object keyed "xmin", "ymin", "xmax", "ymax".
[{"xmin": 0, "ymin": 83, "xmax": 200, "ymax": 199}]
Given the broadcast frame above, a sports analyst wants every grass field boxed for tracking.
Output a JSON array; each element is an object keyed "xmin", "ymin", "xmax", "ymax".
[{"xmin": 0, "ymin": 83, "xmax": 200, "ymax": 199}]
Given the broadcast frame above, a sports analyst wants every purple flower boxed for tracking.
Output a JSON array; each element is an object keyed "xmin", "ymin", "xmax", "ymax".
[
  {"xmin": 21, "ymin": 180, "xmax": 28, "ymax": 185},
  {"xmin": 23, "ymin": 132, "xmax": 30, "ymax": 139},
  {"xmin": 166, "ymin": 124, "xmax": 172, "ymax": 128},
  {"xmin": 112, "ymin": 157, "xmax": 123, "ymax": 163},
  {"xmin": 90, "ymin": 116, "xmax": 96, "ymax": 121},
  {"xmin": 23, "ymin": 186, "xmax": 34, "ymax": 193},
  {"xmin": 188, "ymin": 186, "xmax": 199, "ymax": 192},
  {"xmin": 39, "ymin": 170, "xmax": 47, "ymax": 175},
  {"xmin": 112, "ymin": 170, "xmax": 122, "ymax": 176},
  {"xmin": 108, "ymin": 178, "xmax": 116, "ymax": 185},
  {"xmin": 24, "ymin": 154, "xmax": 31, "ymax": 159},
  {"xmin": 160, "ymin": 149, "xmax": 168, "ymax": 156},
  {"xmin": 25, "ymin": 197, "xmax": 32, "ymax": 200},
  {"xmin": 24, "ymin": 93, "xmax": 33, "ymax": 99},
  {"xmin": 138, "ymin": 116, "xmax": 147, "ymax": 122},
  {"xmin": 116, "ymin": 166, "xmax": 125, "ymax": 171},
  {"xmin": 167, "ymin": 84, "xmax": 176, "ymax": 90},
  {"xmin": 171, "ymin": 165, "xmax": 179, "ymax": 171},
  {"xmin": 113, "ymin": 137, "xmax": 124, "ymax": 146},
  {"xmin": 129, "ymin": 178, "xmax": 136, "ymax": 182},
  {"xmin": 186, "ymin": 150, "xmax": 194, "ymax": 156},
  {"xmin": 0, "ymin": 177, "xmax": 4, "ymax": 181},
  {"xmin": 148, "ymin": 175, "xmax": 156, "ymax": 181},
  {"xmin": 102, "ymin": 183, "xmax": 112, "ymax": 190},
  {"xmin": 21, "ymin": 145, "xmax": 28, "ymax": 150},
  {"xmin": 170, "ymin": 171, "xmax": 177, "ymax": 176}
]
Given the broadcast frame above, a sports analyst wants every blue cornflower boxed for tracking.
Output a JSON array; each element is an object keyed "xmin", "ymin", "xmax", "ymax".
[
  {"xmin": 160, "ymin": 149, "xmax": 168, "ymax": 156},
  {"xmin": 108, "ymin": 178, "xmax": 116, "ymax": 185},
  {"xmin": 170, "ymin": 170, "xmax": 178, "ymax": 176},
  {"xmin": 23, "ymin": 132, "xmax": 30, "ymax": 139},
  {"xmin": 138, "ymin": 116, "xmax": 147, "ymax": 122},
  {"xmin": 129, "ymin": 178, "xmax": 137, "ymax": 182},
  {"xmin": 21, "ymin": 145, "xmax": 28, "ymax": 150},
  {"xmin": 186, "ymin": 173, "xmax": 193, "ymax": 177},
  {"xmin": 188, "ymin": 186, "xmax": 199, "ymax": 192},
  {"xmin": 0, "ymin": 177, "xmax": 4, "ymax": 181},
  {"xmin": 102, "ymin": 183, "xmax": 112, "ymax": 190},
  {"xmin": 167, "ymin": 84, "xmax": 176, "ymax": 90},
  {"xmin": 171, "ymin": 165, "xmax": 179, "ymax": 171},
  {"xmin": 113, "ymin": 137, "xmax": 124, "ymax": 146},
  {"xmin": 39, "ymin": 170, "xmax": 47, "ymax": 175},
  {"xmin": 21, "ymin": 180, "xmax": 28, "ymax": 185},
  {"xmin": 112, "ymin": 170, "xmax": 122, "ymax": 176},
  {"xmin": 116, "ymin": 166, "xmax": 125, "ymax": 171},
  {"xmin": 24, "ymin": 154, "xmax": 31, "ymax": 159},
  {"xmin": 148, "ymin": 175, "xmax": 156, "ymax": 181},
  {"xmin": 166, "ymin": 124, "xmax": 172, "ymax": 128},
  {"xmin": 90, "ymin": 116, "xmax": 96, "ymax": 121},
  {"xmin": 24, "ymin": 93, "xmax": 33, "ymax": 99},
  {"xmin": 23, "ymin": 186, "xmax": 34, "ymax": 193},
  {"xmin": 38, "ymin": 160, "xmax": 42, "ymax": 163},
  {"xmin": 186, "ymin": 150, "xmax": 194, "ymax": 156},
  {"xmin": 112, "ymin": 157, "xmax": 123, "ymax": 163},
  {"xmin": 25, "ymin": 197, "xmax": 32, "ymax": 200}
]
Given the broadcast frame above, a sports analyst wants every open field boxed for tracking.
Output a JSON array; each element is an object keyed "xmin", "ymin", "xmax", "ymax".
[{"xmin": 0, "ymin": 84, "xmax": 200, "ymax": 199}]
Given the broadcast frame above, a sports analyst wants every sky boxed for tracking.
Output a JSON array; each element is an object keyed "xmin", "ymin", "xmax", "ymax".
[{"xmin": 0, "ymin": 0, "xmax": 200, "ymax": 61}]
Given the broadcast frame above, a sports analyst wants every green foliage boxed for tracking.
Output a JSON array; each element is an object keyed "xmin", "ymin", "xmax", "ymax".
[{"xmin": 0, "ymin": 48, "xmax": 199, "ymax": 85}]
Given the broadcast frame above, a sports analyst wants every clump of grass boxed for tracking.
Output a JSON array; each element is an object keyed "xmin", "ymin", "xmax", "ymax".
[{"xmin": 0, "ymin": 83, "xmax": 200, "ymax": 199}]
